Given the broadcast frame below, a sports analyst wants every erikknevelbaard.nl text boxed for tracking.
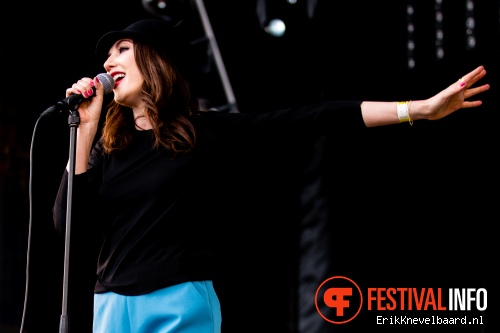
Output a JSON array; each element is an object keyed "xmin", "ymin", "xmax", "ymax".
[{"xmin": 377, "ymin": 315, "xmax": 483, "ymax": 325}]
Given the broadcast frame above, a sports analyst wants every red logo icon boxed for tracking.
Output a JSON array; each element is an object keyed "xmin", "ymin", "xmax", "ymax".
[{"xmin": 315, "ymin": 276, "xmax": 363, "ymax": 324}]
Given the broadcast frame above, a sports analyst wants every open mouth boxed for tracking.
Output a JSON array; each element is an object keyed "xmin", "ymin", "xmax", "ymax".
[{"xmin": 113, "ymin": 73, "xmax": 125, "ymax": 85}]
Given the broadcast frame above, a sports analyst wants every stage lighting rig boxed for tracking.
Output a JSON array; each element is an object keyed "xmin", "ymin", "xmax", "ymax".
[
  {"xmin": 141, "ymin": 0, "xmax": 193, "ymax": 24},
  {"xmin": 256, "ymin": 0, "xmax": 318, "ymax": 37}
]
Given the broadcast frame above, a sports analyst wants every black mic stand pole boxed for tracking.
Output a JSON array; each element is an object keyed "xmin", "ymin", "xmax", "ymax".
[{"xmin": 59, "ymin": 108, "xmax": 81, "ymax": 333}]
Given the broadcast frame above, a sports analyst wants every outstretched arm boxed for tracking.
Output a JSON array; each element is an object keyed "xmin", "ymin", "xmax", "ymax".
[{"xmin": 361, "ymin": 65, "xmax": 490, "ymax": 127}]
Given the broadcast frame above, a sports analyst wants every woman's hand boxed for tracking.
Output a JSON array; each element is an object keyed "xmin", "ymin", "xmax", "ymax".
[
  {"xmin": 417, "ymin": 65, "xmax": 490, "ymax": 121},
  {"xmin": 65, "ymin": 75, "xmax": 110, "ymax": 173},
  {"xmin": 65, "ymin": 75, "xmax": 106, "ymax": 125}
]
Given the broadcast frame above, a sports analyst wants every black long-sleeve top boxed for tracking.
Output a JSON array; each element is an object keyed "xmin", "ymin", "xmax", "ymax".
[{"xmin": 53, "ymin": 101, "xmax": 364, "ymax": 296}]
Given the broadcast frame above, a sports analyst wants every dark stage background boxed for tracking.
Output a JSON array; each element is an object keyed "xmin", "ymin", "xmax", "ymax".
[{"xmin": 0, "ymin": 1, "xmax": 496, "ymax": 332}]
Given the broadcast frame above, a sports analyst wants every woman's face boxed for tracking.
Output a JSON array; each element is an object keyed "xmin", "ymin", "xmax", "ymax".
[{"xmin": 104, "ymin": 39, "xmax": 144, "ymax": 109}]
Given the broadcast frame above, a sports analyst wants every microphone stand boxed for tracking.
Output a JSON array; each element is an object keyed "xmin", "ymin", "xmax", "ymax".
[{"xmin": 59, "ymin": 108, "xmax": 81, "ymax": 333}]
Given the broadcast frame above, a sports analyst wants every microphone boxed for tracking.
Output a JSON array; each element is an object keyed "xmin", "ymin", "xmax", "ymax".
[{"xmin": 40, "ymin": 73, "xmax": 114, "ymax": 117}]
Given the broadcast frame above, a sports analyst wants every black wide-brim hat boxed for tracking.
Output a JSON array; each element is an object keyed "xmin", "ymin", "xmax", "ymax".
[{"xmin": 95, "ymin": 19, "xmax": 187, "ymax": 65}]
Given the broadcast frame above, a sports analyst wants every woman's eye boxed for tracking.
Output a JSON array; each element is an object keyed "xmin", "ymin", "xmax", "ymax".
[{"xmin": 118, "ymin": 46, "xmax": 129, "ymax": 53}]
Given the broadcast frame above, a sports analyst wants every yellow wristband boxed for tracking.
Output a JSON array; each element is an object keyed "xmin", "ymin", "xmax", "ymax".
[{"xmin": 397, "ymin": 101, "xmax": 413, "ymax": 126}]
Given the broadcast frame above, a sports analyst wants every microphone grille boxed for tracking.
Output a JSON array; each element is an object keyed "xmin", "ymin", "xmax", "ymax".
[{"xmin": 96, "ymin": 73, "xmax": 114, "ymax": 94}]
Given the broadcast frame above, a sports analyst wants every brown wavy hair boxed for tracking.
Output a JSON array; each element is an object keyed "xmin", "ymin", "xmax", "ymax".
[{"xmin": 101, "ymin": 40, "xmax": 199, "ymax": 156}]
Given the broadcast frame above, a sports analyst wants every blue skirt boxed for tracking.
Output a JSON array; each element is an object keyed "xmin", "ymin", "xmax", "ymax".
[{"xmin": 93, "ymin": 281, "xmax": 221, "ymax": 333}]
